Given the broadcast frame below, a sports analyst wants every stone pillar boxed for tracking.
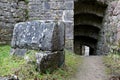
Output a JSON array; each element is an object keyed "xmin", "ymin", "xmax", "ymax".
[
  {"xmin": 65, "ymin": 22, "xmax": 74, "ymax": 50},
  {"xmin": 63, "ymin": 1, "xmax": 74, "ymax": 51}
]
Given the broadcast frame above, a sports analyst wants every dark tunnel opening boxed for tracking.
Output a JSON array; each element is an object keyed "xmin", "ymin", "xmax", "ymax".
[{"xmin": 74, "ymin": 0, "xmax": 108, "ymax": 55}]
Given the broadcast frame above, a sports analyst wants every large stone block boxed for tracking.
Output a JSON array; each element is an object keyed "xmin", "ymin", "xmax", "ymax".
[
  {"xmin": 11, "ymin": 20, "xmax": 65, "ymax": 51},
  {"xmin": 36, "ymin": 51, "xmax": 65, "ymax": 73}
]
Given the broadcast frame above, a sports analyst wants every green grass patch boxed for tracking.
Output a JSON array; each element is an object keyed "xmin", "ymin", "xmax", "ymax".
[
  {"xmin": 0, "ymin": 45, "xmax": 26, "ymax": 76},
  {"xmin": 104, "ymin": 54, "xmax": 120, "ymax": 76},
  {"xmin": 0, "ymin": 45, "xmax": 81, "ymax": 80}
]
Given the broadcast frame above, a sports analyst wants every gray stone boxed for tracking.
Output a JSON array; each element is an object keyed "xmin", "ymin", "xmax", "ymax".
[
  {"xmin": 97, "ymin": 0, "xmax": 120, "ymax": 54},
  {"xmin": 10, "ymin": 48, "xmax": 27, "ymax": 56},
  {"xmin": 1, "ymin": 0, "xmax": 119, "ymax": 56},
  {"xmin": 36, "ymin": 51, "xmax": 65, "ymax": 73},
  {"xmin": 65, "ymin": 22, "xmax": 73, "ymax": 39},
  {"xmin": 0, "ymin": 75, "xmax": 19, "ymax": 80},
  {"xmin": 63, "ymin": 10, "xmax": 73, "ymax": 22},
  {"xmin": 43, "ymin": 2, "xmax": 50, "ymax": 10},
  {"xmin": 64, "ymin": 1, "xmax": 74, "ymax": 10},
  {"xmin": 57, "ymin": 21, "xmax": 66, "ymax": 48},
  {"xmin": 65, "ymin": 39, "xmax": 74, "ymax": 50},
  {"xmin": 11, "ymin": 20, "xmax": 65, "ymax": 51},
  {"xmin": 0, "ymin": 77, "xmax": 8, "ymax": 80},
  {"xmin": 0, "ymin": 0, "xmax": 27, "ymax": 44}
]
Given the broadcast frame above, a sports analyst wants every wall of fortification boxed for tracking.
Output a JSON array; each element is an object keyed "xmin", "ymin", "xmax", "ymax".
[
  {"xmin": 0, "ymin": 0, "xmax": 27, "ymax": 44},
  {"xmin": 97, "ymin": 0, "xmax": 120, "ymax": 54},
  {"xmin": 0, "ymin": 0, "xmax": 74, "ymax": 50},
  {"xmin": 28, "ymin": 0, "xmax": 74, "ymax": 50},
  {"xmin": 1, "ymin": 0, "xmax": 120, "ymax": 54}
]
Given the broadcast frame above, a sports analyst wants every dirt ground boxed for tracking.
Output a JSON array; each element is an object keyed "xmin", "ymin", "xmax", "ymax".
[{"xmin": 70, "ymin": 56, "xmax": 108, "ymax": 80}]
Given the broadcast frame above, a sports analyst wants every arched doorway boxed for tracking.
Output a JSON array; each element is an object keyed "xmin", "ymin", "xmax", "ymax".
[{"xmin": 74, "ymin": 0, "xmax": 108, "ymax": 55}]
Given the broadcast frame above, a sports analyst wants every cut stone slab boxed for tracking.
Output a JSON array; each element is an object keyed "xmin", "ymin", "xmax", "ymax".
[
  {"xmin": 10, "ymin": 48, "xmax": 27, "ymax": 56},
  {"xmin": 36, "ymin": 51, "xmax": 65, "ymax": 73},
  {"xmin": 11, "ymin": 20, "xmax": 65, "ymax": 51}
]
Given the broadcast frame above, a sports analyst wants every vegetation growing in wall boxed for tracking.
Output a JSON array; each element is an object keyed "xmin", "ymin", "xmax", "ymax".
[
  {"xmin": 0, "ymin": 45, "xmax": 81, "ymax": 80},
  {"xmin": 25, "ymin": 9, "xmax": 29, "ymax": 20},
  {"xmin": 104, "ymin": 44, "xmax": 120, "ymax": 78},
  {"xmin": 18, "ymin": 0, "xmax": 29, "ymax": 21},
  {"xmin": 24, "ymin": 0, "xmax": 29, "ymax": 21},
  {"xmin": 18, "ymin": 0, "xmax": 29, "ymax": 4},
  {"xmin": 24, "ymin": 0, "xmax": 29, "ymax": 4}
]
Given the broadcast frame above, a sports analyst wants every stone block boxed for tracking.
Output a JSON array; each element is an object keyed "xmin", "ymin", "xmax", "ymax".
[
  {"xmin": 64, "ymin": 1, "xmax": 74, "ymax": 10},
  {"xmin": 65, "ymin": 22, "xmax": 73, "ymax": 39},
  {"xmin": 50, "ymin": 2, "xmax": 65, "ymax": 10},
  {"xmin": 43, "ymin": 2, "xmax": 50, "ymax": 10},
  {"xmin": 63, "ymin": 10, "xmax": 73, "ymax": 22},
  {"xmin": 10, "ymin": 48, "xmax": 27, "ymax": 56},
  {"xmin": 11, "ymin": 20, "xmax": 65, "ymax": 51},
  {"xmin": 65, "ymin": 39, "xmax": 74, "ymax": 51},
  {"xmin": 36, "ymin": 51, "xmax": 65, "ymax": 73}
]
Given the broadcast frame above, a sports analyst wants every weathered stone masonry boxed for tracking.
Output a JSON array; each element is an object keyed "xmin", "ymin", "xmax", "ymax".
[
  {"xmin": 74, "ymin": 0, "xmax": 120, "ymax": 55},
  {"xmin": 1, "ymin": 0, "xmax": 120, "ymax": 55},
  {"xmin": 0, "ymin": 0, "xmax": 27, "ymax": 44},
  {"xmin": 97, "ymin": 0, "xmax": 120, "ymax": 54},
  {"xmin": 28, "ymin": 0, "xmax": 74, "ymax": 50},
  {"xmin": 0, "ymin": 0, "xmax": 74, "ymax": 51},
  {"xmin": 11, "ymin": 21, "xmax": 65, "ymax": 73}
]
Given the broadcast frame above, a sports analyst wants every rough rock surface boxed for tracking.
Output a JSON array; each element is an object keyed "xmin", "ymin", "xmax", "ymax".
[
  {"xmin": 0, "ymin": 77, "xmax": 8, "ymax": 80},
  {"xmin": 0, "ymin": 75, "xmax": 19, "ymax": 80},
  {"xmin": 0, "ymin": 0, "xmax": 27, "ymax": 44},
  {"xmin": 11, "ymin": 20, "xmax": 65, "ymax": 51},
  {"xmin": 36, "ymin": 51, "xmax": 65, "ymax": 73},
  {"xmin": 0, "ymin": 0, "xmax": 120, "ymax": 54},
  {"xmin": 97, "ymin": 0, "xmax": 120, "ymax": 54},
  {"xmin": 10, "ymin": 48, "xmax": 27, "ymax": 56},
  {"xmin": 11, "ymin": 20, "xmax": 65, "ymax": 73}
]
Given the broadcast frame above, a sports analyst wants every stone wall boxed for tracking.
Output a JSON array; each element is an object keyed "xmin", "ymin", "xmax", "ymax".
[
  {"xmin": 0, "ymin": 0, "xmax": 27, "ymax": 44},
  {"xmin": 0, "ymin": 0, "xmax": 74, "ymax": 51},
  {"xmin": 28, "ymin": 0, "xmax": 74, "ymax": 50},
  {"xmin": 97, "ymin": 0, "xmax": 120, "ymax": 54},
  {"xmin": 1, "ymin": 0, "xmax": 120, "ymax": 54}
]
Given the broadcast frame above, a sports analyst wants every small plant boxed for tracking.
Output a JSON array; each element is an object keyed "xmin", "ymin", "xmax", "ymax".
[
  {"xmin": 25, "ymin": 9, "xmax": 29, "ymax": 20},
  {"xmin": 0, "ymin": 45, "xmax": 26, "ymax": 76},
  {"xmin": 104, "ymin": 43, "xmax": 120, "ymax": 77},
  {"xmin": 24, "ymin": 0, "xmax": 29, "ymax": 4}
]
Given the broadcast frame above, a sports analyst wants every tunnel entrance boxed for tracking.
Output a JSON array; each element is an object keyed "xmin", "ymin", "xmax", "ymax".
[{"xmin": 74, "ymin": 0, "xmax": 107, "ymax": 55}]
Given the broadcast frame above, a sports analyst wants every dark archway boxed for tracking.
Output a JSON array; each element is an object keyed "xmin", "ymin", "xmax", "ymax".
[{"xmin": 74, "ymin": 0, "xmax": 107, "ymax": 55}]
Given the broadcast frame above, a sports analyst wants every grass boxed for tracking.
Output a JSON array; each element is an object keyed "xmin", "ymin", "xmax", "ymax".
[
  {"xmin": 104, "ymin": 53, "xmax": 120, "ymax": 76},
  {"xmin": 0, "ymin": 45, "xmax": 26, "ymax": 76},
  {"xmin": 103, "ymin": 44, "xmax": 120, "ymax": 77},
  {"xmin": 0, "ymin": 45, "xmax": 81, "ymax": 80}
]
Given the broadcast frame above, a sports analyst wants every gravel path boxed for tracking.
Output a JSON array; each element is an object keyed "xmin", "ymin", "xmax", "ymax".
[{"xmin": 70, "ymin": 56, "xmax": 108, "ymax": 80}]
